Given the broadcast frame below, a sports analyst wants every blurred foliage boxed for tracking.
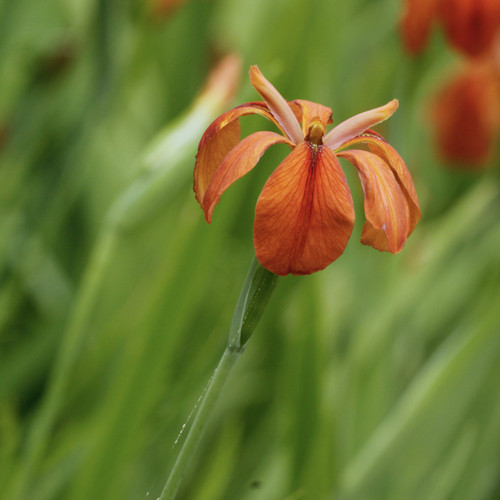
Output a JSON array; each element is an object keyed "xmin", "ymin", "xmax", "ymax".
[{"xmin": 1, "ymin": 0, "xmax": 500, "ymax": 499}]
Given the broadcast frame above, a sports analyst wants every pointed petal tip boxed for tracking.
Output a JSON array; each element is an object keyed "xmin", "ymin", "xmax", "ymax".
[
  {"xmin": 247, "ymin": 65, "xmax": 303, "ymax": 144},
  {"xmin": 249, "ymin": 65, "xmax": 266, "ymax": 92},
  {"xmin": 374, "ymin": 99, "xmax": 400, "ymax": 123},
  {"xmin": 324, "ymin": 98, "xmax": 401, "ymax": 150},
  {"xmin": 386, "ymin": 98, "xmax": 399, "ymax": 116},
  {"xmin": 203, "ymin": 206, "xmax": 214, "ymax": 224}
]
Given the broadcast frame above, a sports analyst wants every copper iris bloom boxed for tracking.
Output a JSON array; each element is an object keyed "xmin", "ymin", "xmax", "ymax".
[
  {"xmin": 400, "ymin": 0, "xmax": 500, "ymax": 58},
  {"xmin": 194, "ymin": 66, "xmax": 420, "ymax": 276}
]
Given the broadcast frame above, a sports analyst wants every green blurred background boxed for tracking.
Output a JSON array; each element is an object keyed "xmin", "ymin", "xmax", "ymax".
[{"xmin": 1, "ymin": 0, "xmax": 500, "ymax": 499}]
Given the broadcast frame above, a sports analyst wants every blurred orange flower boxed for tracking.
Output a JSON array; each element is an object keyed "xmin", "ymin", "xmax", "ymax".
[
  {"xmin": 194, "ymin": 66, "xmax": 420, "ymax": 276},
  {"xmin": 432, "ymin": 58, "xmax": 500, "ymax": 166},
  {"xmin": 150, "ymin": 0, "xmax": 187, "ymax": 20},
  {"xmin": 401, "ymin": 0, "xmax": 500, "ymax": 57}
]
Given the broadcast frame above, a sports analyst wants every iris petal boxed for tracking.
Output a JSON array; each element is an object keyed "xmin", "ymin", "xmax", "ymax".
[
  {"xmin": 249, "ymin": 66, "xmax": 304, "ymax": 145},
  {"xmin": 338, "ymin": 149, "xmax": 410, "ymax": 253},
  {"xmin": 202, "ymin": 131, "xmax": 292, "ymax": 222},
  {"xmin": 339, "ymin": 131, "xmax": 421, "ymax": 232},
  {"xmin": 194, "ymin": 102, "xmax": 279, "ymax": 203},
  {"xmin": 323, "ymin": 100, "xmax": 399, "ymax": 151},
  {"xmin": 254, "ymin": 143, "xmax": 355, "ymax": 276},
  {"xmin": 438, "ymin": 0, "xmax": 500, "ymax": 57}
]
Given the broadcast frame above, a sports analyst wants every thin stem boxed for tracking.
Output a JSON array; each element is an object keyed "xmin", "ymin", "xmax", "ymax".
[
  {"xmin": 159, "ymin": 257, "xmax": 278, "ymax": 499},
  {"xmin": 159, "ymin": 347, "xmax": 241, "ymax": 500}
]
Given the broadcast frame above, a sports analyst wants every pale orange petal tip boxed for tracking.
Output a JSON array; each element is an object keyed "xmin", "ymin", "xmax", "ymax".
[
  {"xmin": 248, "ymin": 65, "xmax": 303, "ymax": 144},
  {"xmin": 386, "ymin": 99, "xmax": 399, "ymax": 114},
  {"xmin": 248, "ymin": 65, "xmax": 265, "ymax": 90},
  {"xmin": 324, "ymin": 99, "xmax": 400, "ymax": 151},
  {"xmin": 248, "ymin": 65, "xmax": 275, "ymax": 102}
]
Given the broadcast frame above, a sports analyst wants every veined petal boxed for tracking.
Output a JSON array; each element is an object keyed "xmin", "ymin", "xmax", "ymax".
[
  {"xmin": 194, "ymin": 102, "xmax": 278, "ymax": 203},
  {"xmin": 254, "ymin": 143, "xmax": 355, "ymax": 276},
  {"xmin": 291, "ymin": 99, "xmax": 333, "ymax": 135},
  {"xmin": 202, "ymin": 131, "xmax": 292, "ymax": 222},
  {"xmin": 194, "ymin": 120, "xmax": 240, "ymax": 204},
  {"xmin": 249, "ymin": 66, "xmax": 304, "ymax": 145},
  {"xmin": 339, "ymin": 131, "xmax": 421, "ymax": 232},
  {"xmin": 338, "ymin": 149, "xmax": 410, "ymax": 253},
  {"xmin": 323, "ymin": 100, "xmax": 399, "ymax": 151}
]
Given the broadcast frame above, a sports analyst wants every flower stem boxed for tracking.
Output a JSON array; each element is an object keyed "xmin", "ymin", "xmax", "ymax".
[
  {"xmin": 159, "ymin": 347, "xmax": 241, "ymax": 500},
  {"xmin": 159, "ymin": 257, "xmax": 278, "ymax": 499}
]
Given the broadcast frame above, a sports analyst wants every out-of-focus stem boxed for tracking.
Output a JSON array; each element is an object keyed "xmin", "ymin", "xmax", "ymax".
[
  {"xmin": 160, "ymin": 257, "xmax": 278, "ymax": 500},
  {"xmin": 160, "ymin": 347, "xmax": 241, "ymax": 500}
]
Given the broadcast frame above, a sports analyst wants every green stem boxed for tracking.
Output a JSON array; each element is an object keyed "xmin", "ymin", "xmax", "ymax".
[
  {"xmin": 159, "ymin": 347, "xmax": 241, "ymax": 500},
  {"xmin": 159, "ymin": 257, "xmax": 278, "ymax": 499}
]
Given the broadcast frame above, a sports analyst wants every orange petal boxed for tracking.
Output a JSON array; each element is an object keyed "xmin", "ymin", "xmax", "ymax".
[
  {"xmin": 254, "ymin": 143, "xmax": 355, "ymax": 276},
  {"xmin": 339, "ymin": 131, "xmax": 421, "ymax": 233},
  {"xmin": 400, "ymin": 0, "xmax": 438, "ymax": 55},
  {"xmin": 202, "ymin": 131, "xmax": 292, "ymax": 222},
  {"xmin": 323, "ymin": 100, "xmax": 399, "ymax": 150},
  {"xmin": 338, "ymin": 149, "xmax": 411, "ymax": 253},
  {"xmin": 438, "ymin": 0, "xmax": 500, "ymax": 57},
  {"xmin": 249, "ymin": 66, "xmax": 304, "ymax": 144},
  {"xmin": 194, "ymin": 102, "xmax": 277, "ymax": 203},
  {"xmin": 291, "ymin": 99, "xmax": 333, "ymax": 135}
]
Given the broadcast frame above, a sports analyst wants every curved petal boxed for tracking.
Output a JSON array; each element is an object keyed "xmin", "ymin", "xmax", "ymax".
[
  {"xmin": 291, "ymin": 99, "xmax": 333, "ymax": 135},
  {"xmin": 400, "ymin": 0, "xmax": 438, "ymax": 55},
  {"xmin": 339, "ymin": 131, "xmax": 421, "ymax": 232},
  {"xmin": 249, "ymin": 66, "xmax": 304, "ymax": 144},
  {"xmin": 254, "ymin": 143, "xmax": 355, "ymax": 276},
  {"xmin": 194, "ymin": 102, "xmax": 278, "ymax": 203},
  {"xmin": 338, "ymin": 149, "xmax": 410, "ymax": 253},
  {"xmin": 323, "ymin": 99, "xmax": 399, "ymax": 150},
  {"xmin": 202, "ymin": 131, "xmax": 292, "ymax": 222}
]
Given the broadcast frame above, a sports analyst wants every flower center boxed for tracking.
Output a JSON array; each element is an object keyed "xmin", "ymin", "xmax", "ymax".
[{"xmin": 306, "ymin": 117, "xmax": 326, "ymax": 146}]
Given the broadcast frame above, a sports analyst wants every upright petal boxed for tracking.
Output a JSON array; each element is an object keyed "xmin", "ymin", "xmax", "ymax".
[
  {"xmin": 254, "ymin": 143, "xmax": 355, "ymax": 276},
  {"xmin": 339, "ymin": 131, "xmax": 421, "ymax": 232},
  {"xmin": 203, "ymin": 131, "xmax": 292, "ymax": 222},
  {"xmin": 323, "ymin": 100, "xmax": 399, "ymax": 150},
  {"xmin": 194, "ymin": 102, "xmax": 277, "ymax": 203},
  {"xmin": 338, "ymin": 150, "xmax": 410, "ymax": 253},
  {"xmin": 249, "ymin": 66, "xmax": 304, "ymax": 145}
]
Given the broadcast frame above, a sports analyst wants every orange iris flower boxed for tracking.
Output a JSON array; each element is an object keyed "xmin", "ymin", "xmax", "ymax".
[
  {"xmin": 401, "ymin": 0, "xmax": 500, "ymax": 57},
  {"xmin": 194, "ymin": 66, "xmax": 420, "ymax": 276},
  {"xmin": 432, "ymin": 58, "xmax": 500, "ymax": 166}
]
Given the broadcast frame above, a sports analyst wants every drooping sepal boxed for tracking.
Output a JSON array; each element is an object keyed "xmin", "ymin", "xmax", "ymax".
[
  {"xmin": 338, "ymin": 149, "xmax": 411, "ymax": 253},
  {"xmin": 202, "ymin": 131, "xmax": 292, "ymax": 222},
  {"xmin": 254, "ymin": 143, "xmax": 355, "ymax": 275},
  {"xmin": 194, "ymin": 102, "xmax": 278, "ymax": 203}
]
